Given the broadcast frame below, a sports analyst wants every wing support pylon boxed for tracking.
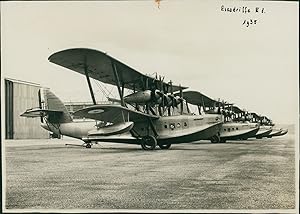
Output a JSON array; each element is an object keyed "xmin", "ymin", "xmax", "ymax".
[{"xmin": 84, "ymin": 56, "xmax": 97, "ymax": 105}]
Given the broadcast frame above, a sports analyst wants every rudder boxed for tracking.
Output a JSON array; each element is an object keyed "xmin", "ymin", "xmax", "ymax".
[{"xmin": 40, "ymin": 88, "xmax": 72, "ymax": 123}]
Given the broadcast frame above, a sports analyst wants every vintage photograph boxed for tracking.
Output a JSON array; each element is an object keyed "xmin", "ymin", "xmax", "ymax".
[{"xmin": 1, "ymin": 0, "xmax": 298, "ymax": 213}]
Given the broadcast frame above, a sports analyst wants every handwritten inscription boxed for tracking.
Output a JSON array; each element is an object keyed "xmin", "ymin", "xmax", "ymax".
[
  {"xmin": 220, "ymin": 5, "xmax": 266, "ymax": 27},
  {"xmin": 242, "ymin": 19, "xmax": 257, "ymax": 27}
]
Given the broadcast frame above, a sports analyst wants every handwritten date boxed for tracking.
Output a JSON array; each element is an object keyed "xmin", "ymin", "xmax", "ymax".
[{"xmin": 242, "ymin": 19, "xmax": 257, "ymax": 27}]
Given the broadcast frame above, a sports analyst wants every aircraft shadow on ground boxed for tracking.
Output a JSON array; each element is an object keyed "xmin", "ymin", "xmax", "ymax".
[
  {"xmin": 64, "ymin": 144, "xmax": 210, "ymax": 152},
  {"xmin": 63, "ymin": 141, "xmax": 260, "ymax": 152},
  {"xmin": 190, "ymin": 141, "xmax": 256, "ymax": 145},
  {"xmin": 65, "ymin": 144, "xmax": 146, "ymax": 153}
]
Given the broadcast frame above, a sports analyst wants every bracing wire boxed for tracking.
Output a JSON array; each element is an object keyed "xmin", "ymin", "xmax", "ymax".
[{"xmin": 92, "ymin": 79, "xmax": 118, "ymax": 102}]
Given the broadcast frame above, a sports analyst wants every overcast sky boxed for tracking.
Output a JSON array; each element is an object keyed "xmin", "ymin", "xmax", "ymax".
[{"xmin": 1, "ymin": 0, "xmax": 298, "ymax": 124}]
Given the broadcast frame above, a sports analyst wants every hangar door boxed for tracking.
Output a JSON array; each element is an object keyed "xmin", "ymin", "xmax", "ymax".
[{"xmin": 5, "ymin": 79, "xmax": 14, "ymax": 139}]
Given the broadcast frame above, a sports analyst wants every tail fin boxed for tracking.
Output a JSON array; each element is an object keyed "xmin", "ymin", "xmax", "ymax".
[{"xmin": 40, "ymin": 89, "xmax": 73, "ymax": 123}]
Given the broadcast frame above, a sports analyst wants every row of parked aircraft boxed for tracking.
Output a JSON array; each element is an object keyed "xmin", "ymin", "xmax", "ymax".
[{"xmin": 21, "ymin": 48, "xmax": 288, "ymax": 149}]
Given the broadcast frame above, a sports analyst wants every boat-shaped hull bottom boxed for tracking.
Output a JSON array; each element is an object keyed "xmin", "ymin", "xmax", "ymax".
[
  {"xmin": 158, "ymin": 122, "xmax": 223, "ymax": 144},
  {"xmin": 84, "ymin": 122, "xmax": 223, "ymax": 145},
  {"xmin": 272, "ymin": 129, "xmax": 288, "ymax": 137},
  {"xmin": 267, "ymin": 129, "xmax": 283, "ymax": 138},
  {"xmin": 221, "ymin": 127, "xmax": 259, "ymax": 141},
  {"xmin": 254, "ymin": 129, "xmax": 273, "ymax": 139}
]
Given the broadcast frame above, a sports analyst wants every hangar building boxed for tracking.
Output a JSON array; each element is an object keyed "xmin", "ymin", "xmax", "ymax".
[
  {"xmin": 4, "ymin": 78, "xmax": 49, "ymax": 139},
  {"xmin": 3, "ymin": 78, "xmax": 116, "ymax": 140}
]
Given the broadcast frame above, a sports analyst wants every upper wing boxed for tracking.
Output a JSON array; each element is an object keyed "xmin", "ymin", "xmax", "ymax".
[
  {"xmin": 228, "ymin": 106, "xmax": 244, "ymax": 114},
  {"xmin": 48, "ymin": 48, "xmax": 187, "ymax": 93},
  {"xmin": 250, "ymin": 113, "xmax": 266, "ymax": 122},
  {"xmin": 73, "ymin": 104, "xmax": 159, "ymax": 123},
  {"xmin": 178, "ymin": 90, "xmax": 219, "ymax": 107}
]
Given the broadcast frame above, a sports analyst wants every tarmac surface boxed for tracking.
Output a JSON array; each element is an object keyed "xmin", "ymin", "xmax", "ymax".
[{"xmin": 3, "ymin": 129, "xmax": 296, "ymax": 211}]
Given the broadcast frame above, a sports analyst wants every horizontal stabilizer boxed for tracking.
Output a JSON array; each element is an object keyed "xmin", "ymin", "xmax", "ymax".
[
  {"xmin": 20, "ymin": 108, "xmax": 63, "ymax": 118},
  {"xmin": 74, "ymin": 104, "xmax": 159, "ymax": 123}
]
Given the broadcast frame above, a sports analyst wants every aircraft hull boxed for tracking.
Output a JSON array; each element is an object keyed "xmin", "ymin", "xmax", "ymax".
[
  {"xmin": 42, "ymin": 114, "xmax": 224, "ymax": 145},
  {"xmin": 157, "ymin": 121, "xmax": 223, "ymax": 144},
  {"xmin": 272, "ymin": 129, "xmax": 288, "ymax": 137},
  {"xmin": 84, "ymin": 121, "xmax": 223, "ymax": 145},
  {"xmin": 220, "ymin": 122, "xmax": 259, "ymax": 139},
  {"xmin": 252, "ymin": 126, "xmax": 273, "ymax": 139},
  {"xmin": 220, "ymin": 127, "xmax": 259, "ymax": 141},
  {"xmin": 267, "ymin": 129, "xmax": 283, "ymax": 138},
  {"xmin": 141, "ymin": 114, "xmax": 223, "ymax": 144}
]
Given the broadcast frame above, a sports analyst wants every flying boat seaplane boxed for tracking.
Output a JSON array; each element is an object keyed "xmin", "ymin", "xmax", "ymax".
[
  {"xmin": 250, "ymin": 113, "xmax": 288, "ymax": 138},
  {"xmin": 21, "ymin": 48, "xmax": 223, "ymax": 150},
  {"xmin": 249, "ymin": 112, "xmax": 273, "ymax": 139},
  {"xmin": 268, "ymin": 128, "xmax": 288, "ymax": 137},
  {"xmin": 178, "ymin": 91, "xmax": 260, "ymax": 143},
  {"xmin": 222, "ymin": 105, "xmax": 261, "ymax": 141},
  {"xmin": 259, "ymin": 116, "xmax": 288, "ymax": 138}
]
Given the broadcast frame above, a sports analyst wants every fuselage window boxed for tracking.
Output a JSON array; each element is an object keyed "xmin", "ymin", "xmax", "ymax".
[
  {"xmin": 177, "ymin": 123, "xmax": 181, "ymax": 128},
  {"xmin": 236, "ymin": 127, "xmax": 238, "ymax": 130},
  {"xmin": 228, "ymin": 128, "xmax": 230, "ymax": 132},
  {"xmin": 224, "ymin": 129, "xmax": 226, "ymax": 131},
  {"xmin": 164, "ymin": 124, "xmax": 168, "ymax": 129},
  {"xmin": 170, "ymin": 123, "xmax": 175, "ymax": 130},
  {"xmin": 184, "ymin": 122, "xmax": 188, "ymax": 127},
  {"xmin": 232, "ymin": 128, "xmax": 234, "ymax": 131}
]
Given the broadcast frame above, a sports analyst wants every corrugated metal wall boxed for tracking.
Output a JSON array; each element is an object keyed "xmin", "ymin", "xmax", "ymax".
[{"xmin": 5, "ymin": 79, "xmax": 49, "ymax": 139}]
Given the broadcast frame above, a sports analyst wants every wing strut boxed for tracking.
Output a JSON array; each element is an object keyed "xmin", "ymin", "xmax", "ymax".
[
  {"xmin": 197, "ymin": 105, "xmax": 201, "ymax": 115},
  {"xmin": 201, "ymin": 96, "xmax": 206, "ymax": 112},
  {"xmin": 111, "ymin": 59, "xmax": 125, "ymax": 106},
  {"xmin": 84, "ymin": 57, "xmax": 97, "ymax": 105}
]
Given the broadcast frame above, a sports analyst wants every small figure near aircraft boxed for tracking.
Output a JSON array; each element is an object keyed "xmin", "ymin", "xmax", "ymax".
[{"xmin": 22, "ymin": 48, "xmax": 223, "ymax": 150}]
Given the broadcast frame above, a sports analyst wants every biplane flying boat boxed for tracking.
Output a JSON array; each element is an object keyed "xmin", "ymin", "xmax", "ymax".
[
  {"xmin": 249, "ymin": 112, "xmax": 273, "ymax": 139},
  {"xmin": 21, "ymin": 48, "xmax": 223, "ymax": 149},
  {"xmin": 178, "ymin": 91, "xmax": 260, "ymax": 143},
  {"xmin": 268, "ymin": 128, "xmax": 288, "ymax": 137},
  {"xmin": 249, "ymin": 113, "xmax": 288, "ymax": 138}
]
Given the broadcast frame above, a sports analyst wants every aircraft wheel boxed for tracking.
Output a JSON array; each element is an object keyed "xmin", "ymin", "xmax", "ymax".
[
  {"xmin": 141, "ymin": 135, "xmax": 157, "ymax": 150},
  {"xmin": 158, "ymin": 143, "xmax": 171, "ymax": 149},
  {"xmin": 210, "ymin": 135, "xmax": 220, "ymax": 143},
  {"xmin": 220, "ymin": 138, "xmax": 226, "ymax": 143},
  {"xmin": 85, "ymin": 142, "xmax": 92, "ymax": 148}
]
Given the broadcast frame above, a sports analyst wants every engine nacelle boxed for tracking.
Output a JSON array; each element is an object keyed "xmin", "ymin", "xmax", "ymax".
[
  {"xmin": 124, "ymin": 89, "xmax": 164, "ymax": 104},
  {"xmin": 124, "ymin": 90, "xmax": 183, "ymax": 107},
  {"xmin": 124, "ymin": 90, "xmax": 152, "ymax": 104}
]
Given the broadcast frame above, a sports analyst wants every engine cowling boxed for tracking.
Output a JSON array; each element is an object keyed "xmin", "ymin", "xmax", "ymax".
[
  {"xmin": 124, "ymin": 89, "xmax": 165, "ymax": 104},
  {"xmin": 124, "ymin": 90, "xmax": 152, "ymax": 104}
]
